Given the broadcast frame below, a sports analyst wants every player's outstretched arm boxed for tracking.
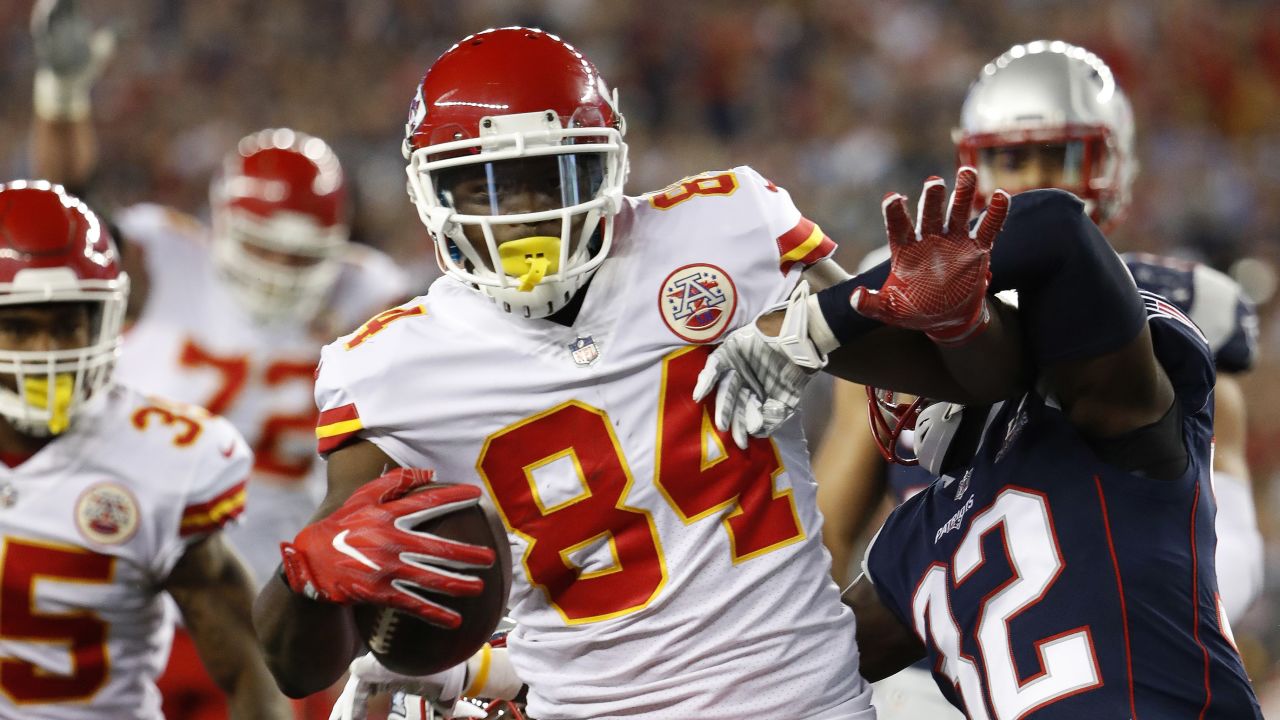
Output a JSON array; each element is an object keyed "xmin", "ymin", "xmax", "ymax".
[
  {"xmin": 820, "ymin": 179, "xmax": 1177, "ymax": 447},
  {"xmin": 29, "ymin": 0, "xmax": 111, "ymax": 191},
  {"xmin": 165, "ymin": 533, "xmax": 293, "ymax": 719},
  {"xmin": 255, "ymin": 440, "xmax": 496, "ymax": 698},
  {"xmin": 693, "ymin": 170, "xmax": 1027, "ymax": 443}
]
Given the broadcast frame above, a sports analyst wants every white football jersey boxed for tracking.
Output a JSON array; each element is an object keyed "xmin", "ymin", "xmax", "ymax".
[
  {"xmin": 315, "ymin": 167, "xmax": 872, "ymax": 719},
  {"xmin": 0, "ymin": 384, "xmax": 250, "ymax": 719},
  {"xmin": 114, "ymin": 204, "xmax": 409, "ymax": 584}
]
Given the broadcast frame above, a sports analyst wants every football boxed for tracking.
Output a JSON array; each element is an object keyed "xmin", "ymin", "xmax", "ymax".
[{"xmin": 353, "ymin": 488, "xmax": 511, "ymax": 676}]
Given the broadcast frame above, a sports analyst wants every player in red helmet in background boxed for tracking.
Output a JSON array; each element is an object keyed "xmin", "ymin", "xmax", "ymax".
[
  {"xmin": 28, "ymin": 2, "xmax": 410, "ymax": 716},
  {"xmin": 258, "ymin": 26, "xmax": 872, "ymax": 720},
  {"xmin": 0, "ymin": 181, "xmax": 290, "ymax": 719},
  {"xmin": 109, "ymin": 126, "xmax": 410, "ymax": 589}
]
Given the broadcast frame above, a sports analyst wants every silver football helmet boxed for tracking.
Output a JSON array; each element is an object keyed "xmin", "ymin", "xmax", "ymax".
[{"xmin": 954, "ymin": 40, "xmax": 1137, "ymax": 230}]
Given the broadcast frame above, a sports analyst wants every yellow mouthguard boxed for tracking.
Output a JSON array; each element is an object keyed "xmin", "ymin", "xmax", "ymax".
[
  {"xmin": 498, "ymin": 236, "xmax": 561, "ymax": 292},
  {"xmin": 24, "ymin": 374, "xmax": 74, "ymax": 435}
]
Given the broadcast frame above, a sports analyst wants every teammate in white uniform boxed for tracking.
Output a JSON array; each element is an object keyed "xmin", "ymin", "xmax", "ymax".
[
  {"xmin": 256, "ymin": 27, "xmax": 873, "ymax": 720},
  {"xmin": 28, "ymin": 4, "xmax": 411, "ymax": 588},
  {"xmin": 111, "ymin": 139, "xmax": 410, "ymax": 585},
  {"xmin": 0, "ymin": 181, "xmax": 289, "ymax": 719}
]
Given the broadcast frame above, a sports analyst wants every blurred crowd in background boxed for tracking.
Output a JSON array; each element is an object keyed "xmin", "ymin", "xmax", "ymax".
[{"xmin": 2, "ymin": 0, "xmax": 1280, "ymax": 705}]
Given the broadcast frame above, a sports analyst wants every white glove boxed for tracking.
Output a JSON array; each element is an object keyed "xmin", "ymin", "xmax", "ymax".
[
  {"xmin": 31, "ymin": 0, "xmax": 115, "ymax": 120},
  {"xmin": 329, "ymin": 654, "xmax": 467, "ymax": 720},
  {"xmin": 692, "ymin": 281, "xmax": 838, "ymax": 448}
]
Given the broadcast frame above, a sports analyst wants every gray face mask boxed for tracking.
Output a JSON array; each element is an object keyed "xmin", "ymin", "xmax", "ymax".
[
  {"xmin": 915, "ymin": 402, "xmax": 967, "ymax": 477},
  {"xmin": 915, "ymin": 402, "xmax": 996, "ymax": 477}
]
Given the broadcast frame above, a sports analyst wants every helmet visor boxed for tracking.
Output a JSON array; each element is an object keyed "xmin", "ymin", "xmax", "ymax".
[{"xmin": 433, "ymin": 154, "xmax": 607, "ymax": 218}]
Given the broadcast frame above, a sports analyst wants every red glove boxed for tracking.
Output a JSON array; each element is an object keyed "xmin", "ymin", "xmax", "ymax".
[
  {"xmin": 851, "ymin": 168, "xmax": 1010, "ymax": 346},
  {"xmin": 279, "ymin": 468, "xmax": 496, "ymax": 629}
]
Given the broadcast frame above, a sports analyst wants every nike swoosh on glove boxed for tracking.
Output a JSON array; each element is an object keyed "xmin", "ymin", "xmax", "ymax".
[{"xmin": 280, "ymin": 468, "xmax": 495, "ymax": 629}]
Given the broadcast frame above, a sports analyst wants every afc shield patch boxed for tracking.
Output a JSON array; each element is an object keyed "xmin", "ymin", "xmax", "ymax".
[
  {"xmin": 659, "ymin": 263, "xmax": 737, "ymax": 343},
  {"xmin": 75, "ymin": 482, "xmax": 140, "ymax": 545}
]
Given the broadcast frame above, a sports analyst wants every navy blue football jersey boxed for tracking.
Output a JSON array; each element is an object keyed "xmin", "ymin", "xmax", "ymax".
[
  {"xmin": 865, "ymin": 295, "xmax": 1260, "ymax": 718},
  {"xmin": 1124, "ymin": 252, "xmax": 1258, "ymax": 373}
]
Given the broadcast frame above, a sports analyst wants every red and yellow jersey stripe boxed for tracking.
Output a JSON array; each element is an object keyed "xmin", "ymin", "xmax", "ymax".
[
  {"xmin": 180, "ymin": 480, "xmax": 247, "ymax": 537},
  {"xmin": 776, "ymin": 217, "xmax": 836, "ymax": 273},
  {"xmin": 316, "ymin": 402, "xmax": 363, "ymax": 455}
]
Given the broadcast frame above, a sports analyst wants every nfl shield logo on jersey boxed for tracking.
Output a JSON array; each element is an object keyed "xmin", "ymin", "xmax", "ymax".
[
  {"xmin": 75, "ymin": 482, "xmax": 140, "ymax": 545},
  {"xmin": 569, "ymin": 336, "xmax": 600, "ymax": 366},
  {"xmin": 659, "ymin": 263, "xmax": 738, "ymax": 343}
]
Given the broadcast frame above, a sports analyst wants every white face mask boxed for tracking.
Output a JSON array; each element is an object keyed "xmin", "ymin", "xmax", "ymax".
[
  {"xmin": 211, "ymin": 208, "xmax": 347, "ymax": 325},
  {"xmin": 0, "ymin": 285, "xmax": 129, "ymax": 438},
  {"xmin": 406, "ymin": 111, "xmax": 628, "ymax": 319}
]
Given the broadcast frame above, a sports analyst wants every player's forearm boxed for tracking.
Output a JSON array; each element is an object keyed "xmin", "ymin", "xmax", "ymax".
[
  {"xmin": 934, "ymin": 297, "xmax": 1030, "ymax": 403},
  {"xmin": 825, "ymin": 327, "xmax": 1006, "ymax": 405},
  {"xmin": 31, "ymin": 117, "xmax": 98, "ymax": 192},
  {"xmin": 818, "ymin": 190, "xmax": 1145, "ymax": 371},
  {"xmin": 254, "ymin": 573, "xmax": 365, "ymax": 697},
  {"xmin": 226, "ymin": 659, "xmax": 293, "ymax": 720}
]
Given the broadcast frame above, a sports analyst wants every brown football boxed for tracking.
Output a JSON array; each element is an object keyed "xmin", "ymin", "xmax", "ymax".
[{"xmin": 353, "ymin": 488, "xmax": 511, "ymax": 676}]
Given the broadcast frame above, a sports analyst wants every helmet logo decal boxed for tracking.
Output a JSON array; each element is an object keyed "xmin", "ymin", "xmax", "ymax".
[
  {"xmin": 403, "ymin": 83, "xmax": 427, "ymax": 159},
  {"xmin": 659, "ymin": 264, "xmax": 737, "ymax": 344},
  {"xmin": 75, "ymin": 482, "xmax": 140, "ymax": 545}
]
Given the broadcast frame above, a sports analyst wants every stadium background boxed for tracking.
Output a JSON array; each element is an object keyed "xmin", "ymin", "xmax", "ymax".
[{"xmin": 1, "ymin": 0, "xmax": 1279, "ymax": 711}]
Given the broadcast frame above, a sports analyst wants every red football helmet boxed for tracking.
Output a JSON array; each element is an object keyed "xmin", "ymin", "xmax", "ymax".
[
  {"xmin": 0, "ymin": 180, "xmax": 128, "ymax": 436},
  {"xmin": 404, "ymin": 27, "xmax": 628, "ymax": 319},
  {"xmin": 210, "ymin": 128, "xmax": 349, "ymax": 323}
]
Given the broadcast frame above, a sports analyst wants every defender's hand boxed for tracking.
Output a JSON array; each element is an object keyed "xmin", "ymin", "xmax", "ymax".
[
  {"xmin": 280, "ymin": 468, "xmax": 495, "ymax": 628},
  {"xmin": 329, "ymin": 654, "xmax": 469, "ymax": 720},
  {"xmin": 31, "ymin": 0, "xmax": 115, "ymax": 121},
  {"xmin": 693, "ymin": 281, "xmax": 835, "ymax": 447},
  {"xmin": 851, "ymin": 168, "xmax": 1010, "ymax": 346}
]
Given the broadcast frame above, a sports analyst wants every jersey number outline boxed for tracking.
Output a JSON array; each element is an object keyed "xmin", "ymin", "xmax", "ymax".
[
  {"xmin": 648, "ymin": 171, "xmax": 739, "ymax": 210},
  {"xmin": 0, "ymin": 538, "xmax": 113, "ymax": 704},
  {"xmin": 477, "ymin": 346, "xmax": 803, "ymax": 623},
  {"xmin": 911, "ymin": 488, "xmax": 1101, "ymax": 720},
  {"xmin": 131, "ymin": 398, "xmax": 207, "ymax": 447},
  {"xmin": 180, "ymin": 339, "xmax": 317, "ymax": 480}
]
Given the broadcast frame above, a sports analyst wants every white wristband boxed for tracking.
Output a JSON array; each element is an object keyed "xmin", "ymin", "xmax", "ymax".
[
  {"xmin": 462, "ymin": 644, "xmax": 522, "ymax": 700},
  {"xmin": 33, "ymin": 68, "xmax": 91, "ymax": 121},
  {"xmin": 805, "ymin": 294, "xmax": 840, "ymax": 355}
]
